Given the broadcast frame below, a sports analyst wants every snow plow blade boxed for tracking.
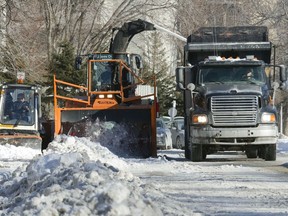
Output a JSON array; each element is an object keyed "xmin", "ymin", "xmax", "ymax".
[
  {"xmin": 0, "ymin": 133, "xmax": 42, "ymax": 149},
  {"xmin": 56, "ymin": 107, "xmax": 156, "ymax": 158}
]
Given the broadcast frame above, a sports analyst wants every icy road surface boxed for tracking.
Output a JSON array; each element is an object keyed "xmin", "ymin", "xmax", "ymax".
[
  {"xmin": 131, "ymin": 149, "xmax": 288, "ymax": 215},
  {"xmin": 0, "ymin": 135, "xmax": 288, "ymax": 215}
]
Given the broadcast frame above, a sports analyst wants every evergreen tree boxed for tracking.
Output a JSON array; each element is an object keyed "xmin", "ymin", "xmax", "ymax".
[
  {"xmin": 142, "ymin": 32, "xmax": 181, "ymax": 116},
  {"xmin": 48, "ymin": 41, "xmax": 86, "ymax": 95}
]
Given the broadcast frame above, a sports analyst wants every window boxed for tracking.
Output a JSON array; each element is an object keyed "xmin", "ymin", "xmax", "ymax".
[{"xmin": 0, "ymin": 87, "xmax": 35, "ymax": 125}]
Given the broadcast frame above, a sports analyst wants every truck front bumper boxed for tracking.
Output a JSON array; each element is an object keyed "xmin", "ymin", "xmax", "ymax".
[{"xmin": 191, "ymin": 124, "xmax": 279, "ymax": 145}]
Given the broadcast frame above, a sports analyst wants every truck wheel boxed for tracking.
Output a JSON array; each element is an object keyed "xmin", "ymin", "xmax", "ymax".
[
  {"xmin": 265, "ymin": 144, "xmax": 276, "ymax": 161},
  {"xmin": 191, "ymin": 143, "xmax": 203, "ymax": 162},
  {"xmin": 202, "ymin": 146, "xmax": 207, "ymax": 160},
  {"xmin": 246, "ymin": 148, "xmax": 258, "ymax": 159},
  {"xmin": 258, "ymin": 146, "xmax": 266, "ymax": 159},
  {"xmin": 185, "ymin": 142, "xmax": 192, "ymax": 160}
]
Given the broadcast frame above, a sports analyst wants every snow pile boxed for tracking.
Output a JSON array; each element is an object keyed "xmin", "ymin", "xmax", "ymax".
[
  {"xmin": 46, "ymin": 135, "xmax": 128, "ymax": 170},
  {"xmin": 0, "ymin": 144, "xmax": 40, "ymax": 161},
  {"xmin": 0, "ymin": 123, "xmax": 163, "ymax": 215},
  {"xmin": 0, "ymin": 151, "xmax": 161, "ymax": 215},
  {"xmin": 0, "ymin": 144, "xmax": 41, "ymax": 182}
]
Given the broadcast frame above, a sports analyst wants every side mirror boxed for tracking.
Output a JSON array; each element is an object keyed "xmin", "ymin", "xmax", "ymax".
[
  {"xmin": 176, "ymin": 66, "xmax": 193, "ymax": 91},
  {"xmin": 279, "ymin": 65, "xmax": 287, "ymax": 82},
  {"xmin": 176, "ymin": 67, "xmax": 184, "ymax": 82},
  {"xmin": 178, "ymin": 82, "xmax": 185, "ymax": 91},
  {"xmin": 75, "ymin": 56, "xmax": 82, "ymax": 70},
  {"xmin": 135, "ymin": 55, "xmax": 143, "ymax": 69}
]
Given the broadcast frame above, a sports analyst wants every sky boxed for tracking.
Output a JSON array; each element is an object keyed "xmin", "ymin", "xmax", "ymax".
[{"xmin": 0, "ymin": 121, "xmax": 288, "ymax": 215}]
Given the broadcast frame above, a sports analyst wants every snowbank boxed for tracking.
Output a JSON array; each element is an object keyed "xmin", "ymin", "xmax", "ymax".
[{"xmin": 0, "ymin": 135, "xmax": 162, "ymax": 215}]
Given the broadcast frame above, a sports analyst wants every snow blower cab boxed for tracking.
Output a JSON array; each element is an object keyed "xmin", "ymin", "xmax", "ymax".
[{"xmin": 0, "ymin": 73, "xmax": 43, "ymax": 149}]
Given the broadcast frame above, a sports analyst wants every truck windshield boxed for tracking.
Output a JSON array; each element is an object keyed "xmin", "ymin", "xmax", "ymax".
[
  {"xmin": 0, "ymin": 87, "xmax": 35, "ymax": 125},
  {"xmin": 199, "ymin": 65, "xmax": 266, "ymax": 84}
]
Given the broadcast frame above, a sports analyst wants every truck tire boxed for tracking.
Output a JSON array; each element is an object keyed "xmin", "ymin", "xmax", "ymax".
[
  {"xmin": 258, "ymin": 146, "xmax": 266, "ymax": 159},
  {"xmin": 202, "ymin": 146, "xmax": 207, "ymax": 160},
  {"xmin": 246, "ymin": 148, "xmax": 258, "ymax": 159},
  {"xmin": 185, "ymin": 142, "xmax": 192, "ymax": 160},
  {"xmin": 265, "ymin": 144, "xmax": 276, "ymax": 161},
  {"xmin": 191, "ymin": 143, "xmax": 203, "ymax": 162}
]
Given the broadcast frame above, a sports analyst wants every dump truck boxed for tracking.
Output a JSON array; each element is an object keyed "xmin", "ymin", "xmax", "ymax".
[
  {"xmin": 53, "ymin": 19, "xmax": 159, "ymax": 158},
  {"xmin": 0, "ymin": 72, "xmax": 44, "ymax": 150},
  {"xmin": 176, "ymin": 26, "xmax": 287, "ymax": 161}
]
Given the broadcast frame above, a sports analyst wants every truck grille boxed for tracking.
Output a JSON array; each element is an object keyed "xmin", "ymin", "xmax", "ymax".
[{"xmin": 211, "ymin": 95, "xmax": 258, "ymax": 126}]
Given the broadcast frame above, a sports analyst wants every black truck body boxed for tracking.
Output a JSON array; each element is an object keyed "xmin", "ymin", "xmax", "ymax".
[{"xmin": 176, "ymin": 26, "xmax": 287, "ymax": 161}]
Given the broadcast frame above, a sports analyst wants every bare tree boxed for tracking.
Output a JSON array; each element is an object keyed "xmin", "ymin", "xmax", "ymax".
[
  {"xmin": 0, "ymin": 0, "xmax": 47, "ymax": 82},
  {"xmin": 0, "ymin": 0, "xmax": 175, "ymax": 82},
  {"xmin": 37, "ymin": 0, "xmax": 175, "ymax": 56},
  {"xmin": 176, "ymin": 0, "xmax": 258, "ymax": 37}
]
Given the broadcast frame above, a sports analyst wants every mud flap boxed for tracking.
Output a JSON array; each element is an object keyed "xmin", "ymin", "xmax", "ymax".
[{"xmin": 59, "ymin": 108, "xmax": 156, "ymax": 158}]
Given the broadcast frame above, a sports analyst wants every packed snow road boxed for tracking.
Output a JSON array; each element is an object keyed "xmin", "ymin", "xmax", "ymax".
[
  {"xmin": 129, "ymin": 148, "xmax": 288, "ymax": 216},
  {"xmin": 0, "ymin": 136, "xmax": 288, "ymax": 215}
]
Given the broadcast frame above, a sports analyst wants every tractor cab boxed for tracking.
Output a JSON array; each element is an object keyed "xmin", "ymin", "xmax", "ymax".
[
  {"xmin": 0, "ymin": 83, "xmax": 42, "ymax": 149},
  {"xmin": 0, "ymin": 85, "xmax": 38, "ymax": 124}
]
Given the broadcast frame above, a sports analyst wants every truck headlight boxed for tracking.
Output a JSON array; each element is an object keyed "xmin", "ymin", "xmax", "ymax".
[
  {"xmin": 192, "ymin": 114, "xmax": 208, "ymax": 124},
  {"xmin": 261, "ymin": 112, "xmax": 276, "ymax": 123}
]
